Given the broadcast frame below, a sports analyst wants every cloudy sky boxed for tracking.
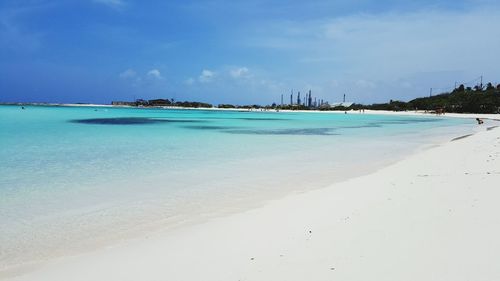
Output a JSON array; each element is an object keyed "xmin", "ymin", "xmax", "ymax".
[{"xmin": 1, "ymin": 0, "xmax": 499, "ymax": 105}]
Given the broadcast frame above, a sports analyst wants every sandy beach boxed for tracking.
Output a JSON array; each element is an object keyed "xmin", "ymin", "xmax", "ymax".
[
  {"xmin": 1, "ymin": 116, "xmax": 499, "ymax": 281},
  {"xmin": 3, "ymin": 0, "xmax": 498, "ymax": 278}
]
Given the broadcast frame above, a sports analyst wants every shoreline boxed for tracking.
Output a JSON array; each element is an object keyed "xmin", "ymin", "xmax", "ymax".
[
  {"xmin": 2, "ymin": 119, "xmax": 499, "ymax": 280},
  {"xmin": 1, "ymin": 103, "xmax": 498, "ymax": 120}
]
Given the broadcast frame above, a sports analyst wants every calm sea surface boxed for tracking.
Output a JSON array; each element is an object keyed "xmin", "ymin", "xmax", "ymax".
[{"xmin": 0, "ymin": 105, "xmax": 475, "ymax": 269}]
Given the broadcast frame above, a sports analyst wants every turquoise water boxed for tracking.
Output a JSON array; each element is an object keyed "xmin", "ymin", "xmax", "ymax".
[{"xmin": 0, "ymin": 105, "xmax": 474, "ymax": 269}]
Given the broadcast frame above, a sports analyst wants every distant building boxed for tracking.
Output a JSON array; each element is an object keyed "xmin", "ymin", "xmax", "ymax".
[
  {"xmin": 319, "ymin": 102, "xmax": 330, "ymax": 109},
  {"xmin": 329, "ymin": 102, "xmax": 354, "ymax": 108}
]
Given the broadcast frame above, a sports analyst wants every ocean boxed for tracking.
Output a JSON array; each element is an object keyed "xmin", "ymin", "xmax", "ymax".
[{"xmin": 0, "ymin": 105, "xmax": 475, "ymax": 270}]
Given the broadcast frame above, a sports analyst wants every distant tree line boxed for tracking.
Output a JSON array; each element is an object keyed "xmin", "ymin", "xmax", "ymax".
[
  {"xmin": 215, "ymin": 82, "xmax": 500, "ymax": 114},
  {"xmin": 352, "ymin": 82, "xmax": 500, "ymax": 113},
  {"xmin": 217, "ymin": 103, "xmax": 328, "ymax": 110},
  {"xmin": 218, "ymin": 103, "xmax": 281, "ymax": 110},
  {"xmin": 114, "ymin": 82, "xmax": 500, "ymax": 113},
  {"xmin": 141, "ymin": 99, "xmax": 212, "ymax": 108}
]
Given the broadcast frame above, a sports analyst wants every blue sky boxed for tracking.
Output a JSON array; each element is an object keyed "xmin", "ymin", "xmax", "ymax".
[{"xmin": 1, "ymin": 0, "xmax": 499, "ymax": 105}]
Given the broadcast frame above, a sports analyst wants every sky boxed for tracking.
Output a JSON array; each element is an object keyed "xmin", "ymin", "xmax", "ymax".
[{"xmin": 1, "ymin": 0, "xmax": 499, "ymax": 105}]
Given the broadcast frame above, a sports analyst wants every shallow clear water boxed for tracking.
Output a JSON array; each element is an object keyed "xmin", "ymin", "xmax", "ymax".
[{"xmin": 0, "ymin": 105, "xmax": 475, "ymax": 269}]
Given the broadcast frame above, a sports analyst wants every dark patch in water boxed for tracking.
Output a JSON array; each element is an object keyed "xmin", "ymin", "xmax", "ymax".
[
  {"xmin": 183, "ymin": 125, "xmax": 241, "ymax": 130},
  {"xmin": 70, "ymin": 117, "xmax": 202, "ymax": 125},
  {"xmin": 342, "ymin": 123, "xmax": 382, "ymax": 129},
  {"xmin": 224, "ymin": 128, "xmax": 339, "ymax": 136},
  {"xmin": 153, "ymin": 118, "xmax": 205, "ymax": 123},
  {"xmin": 188, "ymin": 116, "xmax": 291, "ymax": 121},
  {"xmin": 237, "ymin": 118, "xmax": 290, "ymax": 121}
]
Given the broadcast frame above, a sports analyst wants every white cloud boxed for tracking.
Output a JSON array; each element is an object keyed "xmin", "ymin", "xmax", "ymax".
[
  {"xmin": 119, "ymin": 69, "xmax": 136, "ymax": 79},
  {"xmin": 199, "ymin": 69, "xmax": 215, "ymax": 83},
  {"xmin": 147, "ymin": 69, "xmax": 163, "ymax": 79},
  {"xmin": 240, "ymin": 6, "xmax": 500, "ymax": 102},
  {"xmin": 229, "ymin": 67, "xmax": 249, "ymax": 78}
]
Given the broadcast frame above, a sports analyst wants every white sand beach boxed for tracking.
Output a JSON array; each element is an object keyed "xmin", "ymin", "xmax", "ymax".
[{"xmin": 2, "ymin": 117, "xmax": 499, "ymax": 281}]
